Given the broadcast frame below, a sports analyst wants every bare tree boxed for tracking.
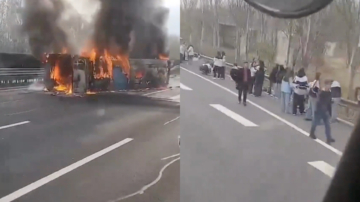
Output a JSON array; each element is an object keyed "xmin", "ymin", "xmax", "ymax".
[{"xmin": 335, "ymin": 0, "xmax": 360, "ymax": 99}]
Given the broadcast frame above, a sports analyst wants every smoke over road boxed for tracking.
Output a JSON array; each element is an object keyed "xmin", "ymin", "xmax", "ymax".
[
  {"xmin": 21, "ymin": 0, "xmax": 169, "ymax": 59},
  {"xmin": 21, "ymin": 0, "xmax": 72, "ymax": 58}
]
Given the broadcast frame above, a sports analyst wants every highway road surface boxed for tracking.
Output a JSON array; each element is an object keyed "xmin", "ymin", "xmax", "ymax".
[
  {"xmin": 0, "ymin": 74, "xmax": 180, "ymax": 202},
  {"xmin": 180, "ymin": 59, "xmax": 354, "ymax": 202}
]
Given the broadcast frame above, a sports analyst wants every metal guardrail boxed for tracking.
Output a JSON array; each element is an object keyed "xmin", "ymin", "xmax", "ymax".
[
  {"xmin": 0, "ymin": 68, "xmax": 44, "ymax": 89},
  {"xmin": 197, "ymin": 53, "xmax": 359, "ymax": 125}
]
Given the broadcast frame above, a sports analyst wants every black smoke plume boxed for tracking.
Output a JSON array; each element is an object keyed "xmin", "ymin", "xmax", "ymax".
[
  {"xmin": 21, "ymin": 0, "xmax": 169, "ymax": 59},
  {"xmin": 21, "ymin": 0, "xmax": 73, "ymax": 59},
  {"xmin": 93, "ymin": 0, "xmax": 169, "ymax": 58}
]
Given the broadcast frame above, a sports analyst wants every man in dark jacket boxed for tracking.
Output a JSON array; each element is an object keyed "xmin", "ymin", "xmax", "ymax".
[
  {"xmin": 237, "ymin": 62, "xmax": 251, "ymax": 106},
  {"xmin": 309, "ymin": 79, "xmax": 335, "ymax": 145}
]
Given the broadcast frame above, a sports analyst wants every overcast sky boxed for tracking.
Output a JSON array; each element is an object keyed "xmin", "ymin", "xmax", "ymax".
[
  {"xmin": 63, "ymin": 0, "xmax": 180, "ymax": 36},
  {"xmin": 164, "ymin": 0, "xmax": 180, "ymax": 36}
]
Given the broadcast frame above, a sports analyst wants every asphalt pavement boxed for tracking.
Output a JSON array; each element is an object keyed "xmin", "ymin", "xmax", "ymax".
[
  {"xmin": 0, "ymin": 75, "xmax": 180, "ymax": 202},
  {"xmin": 180, "ymin": 59, "xmax": 354, "ymax": 202}
]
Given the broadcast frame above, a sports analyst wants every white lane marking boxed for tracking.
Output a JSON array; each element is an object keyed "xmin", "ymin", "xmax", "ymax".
[
  {"xmin": 210, "ymin": 104, "xmax": 258, "ymax": 127},
  {"xmin": 108, "ymin": 157, "xmax": 180, "ymax": 201},
  {"xmin": 0, "ymin": 138, "xmax": 133, "ymax": 202},
  {"xmin": 164, "ymin": 116, "xmax": 180, "ymax": 125},
  {"xmin": 181, "ymin": 67, "xmax": 343, "ymax": 156},
  {"xmin": 161, "ymin": 153, "xmax": 180, "ymax": 160},
  {"xmin": 143, "ymin": 89, "xmax": 169, "ymax": 96},
  {"xmin": 180, "ymin": 83, "xmax": 192, "ymax": 90},
  {"xmin": 308, "ymin": 161, "xmax": 335, "ymax": 178},
  {"xmin": 0, "ymin": 121, "xmax": 30, "ymax": 130},
  {"xmin": 337, "ymin": 118, "xmax": 354, "ymax": 126},
  {"xmin": 6, "ymin": 109, "xmax": 37, "ymax": 116},
  {"xmin": 170, "ymin": 94, "xmax": 180, "ymax": 101}
]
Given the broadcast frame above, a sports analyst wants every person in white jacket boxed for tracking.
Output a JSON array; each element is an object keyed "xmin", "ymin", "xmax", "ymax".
[
  {"xmin": 213, "ymin": 51, "xmax": 223, "ymax": 79},
  {"xmin": 249, "ymin": 62, "xmax": 257, "ymax": 94},
  {"xmin": 180, "ymin": 43, "xmax": 186, "ymax": 62},
  {"xmin": 292, "ymin": 68, "xmax": 309, "ymax": 115},
  {"xmin": 187, "ymin": 45, "xmax": 194, "ymax": 64},
  {"xmin": 330, "ymin": 80, "xmax": 342, "ymax": 122},
  {"xmin": 218, "ymin": 51, "xmax": 226, "ymax": 79}
]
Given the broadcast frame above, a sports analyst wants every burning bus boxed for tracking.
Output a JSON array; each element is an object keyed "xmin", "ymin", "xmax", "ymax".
[{"xmin": 43, "ymin": 51, "xmax": 170, "ymax": 95}]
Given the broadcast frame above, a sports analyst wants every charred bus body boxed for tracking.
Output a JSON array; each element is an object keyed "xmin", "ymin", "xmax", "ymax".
[{"xmin": 43, "ymin": 53, "xmax": 170, "ymax": 94}]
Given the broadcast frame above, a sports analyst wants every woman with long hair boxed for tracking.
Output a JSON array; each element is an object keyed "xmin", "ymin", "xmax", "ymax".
[
  {"xmin": 253, "ymin": 60, "xmax": 265, "ymax": 97},
  {"xmin": 276, "ymin": 65, "xmax": 286, "ymax": 98},
  {"xmin": 281, "ymin": 68, "xmax": 294, "ymax": 113}
]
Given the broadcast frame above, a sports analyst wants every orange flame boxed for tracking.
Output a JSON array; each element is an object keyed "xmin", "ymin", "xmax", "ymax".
[
  {"xmin": 159, "ymin": 54, "xmax": 169, "ymax": 61},
  {"xmin": 135, "ymin": 71, "xmax": 144, "ymax": 79},
  {"xmin": 104, "ymin": 50, "xmax": 113, "ymax": 78},
  {"xmin": 50, "ymin": 62, "xmax": 72, "ymax": 94},
  {"xmin": 81, "ymin": 46, "xmax": 132, "ymax": 80},
  {"xmin": 116, "ymin": 54, "xmax": 131, "ymax": 79}
]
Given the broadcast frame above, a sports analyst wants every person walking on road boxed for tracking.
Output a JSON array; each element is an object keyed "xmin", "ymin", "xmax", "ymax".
[
  {"xmin": 237, "ymin": 62, "xmax": 251, "ymax": 106},
  {"xmin": 330, "ymin": 80, "xmax": 342, "ymax": 123},
  {"xmin": 253, "ymin": 61, "xmax": 265, "ymax": 97},
  {"xmin": 310, "ymin": 79, "xmax": 335, "ymax": 145},
  {"xmin": 305, "ymin": 72, "xmax": 321, "ymax": 121},
  {"xmin": 280, "ymin": 68, "xmax": 294, "ymax": 114},
  {"xmin": 292, "ymin": 68, "xmax": 309, "ymax": 115}
]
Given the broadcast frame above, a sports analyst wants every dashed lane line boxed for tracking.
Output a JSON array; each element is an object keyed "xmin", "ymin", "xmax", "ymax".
[
  {"xmin": 0, "ymin": 121, "xmax": 30, "ymax": 130},
  {"xmin": 0, "ymin": 138, "xmax": 133, "ymax": 202},
  {"xmin": 181, "ymin": 66, "xmax": 343, "ymax": 156},
  {"xmin": 210, "ymin": 104, "xmax": 258, "ymax": 127}
]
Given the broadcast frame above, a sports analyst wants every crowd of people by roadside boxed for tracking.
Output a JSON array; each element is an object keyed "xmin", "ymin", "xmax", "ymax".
[
  {"xmin": 197, "ymin": 50, "xmax": 342, "ymax": 145},
  {"xmin": 180, "ymin": 41, "xmax": 194, "ymax": 63}
]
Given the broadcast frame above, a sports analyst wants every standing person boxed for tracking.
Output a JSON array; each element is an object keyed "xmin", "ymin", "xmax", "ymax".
[
  {"xmin": 213, "ymin": 51, "xmax": 222, "ymax": 79},
  {"xmin": 292, "ymin": 68, "xmax": 309, "ymax": 115},
  {"xmin": 330, "ymin": 80, "xmax": 342, "ymax": 123},
  {"xmin": 230, "ymin": 63, "xmax": 241, "ymax": 88},
  {"xmin": 253, "ymin": 61, "xmax": 265, "ymax": 97},
  {"xmin": 275, "ymin": 65, "xmax": 286, "ymax": 98},
  {"xmin": 268, "ymin": 64, "xmax": 279, "ymax": 95},
  {"xmin": 238, "ymin": 62, "xmax": 251, "ymax": 106},
  {"xmin": 280, "ymin": 68, "xmax": 294, "ymax": 114},
  {"xmin": 249, "ymin": 62, "xmax": 257, "ymax": 94},
  {"xmin": 309, "ymin": 79, "xmax": 335, "ymax": 145},
  {"xmin": 187, "ymin": 45, "xmax": 194, "ymax": 64},
  {"xmin": 180, "ymin": 42, "xmax": 186, "ymax": 63},
  {"xmin": 219, "ymin": 51, "xmax": 226, "ymax": 79},
  {"xmin": 305, "ymin": 72, "xmax": 321, "ymax": 121}
]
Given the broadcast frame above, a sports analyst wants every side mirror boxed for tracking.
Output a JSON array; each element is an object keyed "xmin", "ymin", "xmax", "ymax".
[{"xmin": 244, "ymin": 0, "xmax": 334, "ymax": 18}]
